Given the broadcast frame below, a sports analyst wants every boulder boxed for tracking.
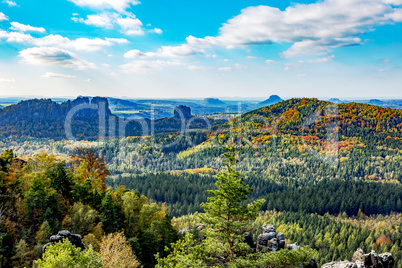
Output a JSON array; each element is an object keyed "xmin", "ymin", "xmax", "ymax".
[
  {"xmin": 352, "ymin": 248, "xmax": 364, "ymax": 262},
  {"xmin": 43, "ymin": 230, "xmax": 85, "ymax": 253},
  {"xmin": 277, "ymin": 233, "xmax": 285, "ymax": 241},
  {"xmin": 262, "ymin": 232, "xmax": 276, "ymax": 241},
  {"xmin": 363, "ymin": 251, "xmax": 394, "ymax": 268},
  {"xmin": 267, "ymin": 238, "xmax": 278, "ymax": 252},
  {"xmin": 287, "ymin": 243, "xmax": 301, "ymax": 250},
  {"xmin": 321, "ymin": 261, "xmax": 359, "ymax": 268},
  {"xmin": 322, "ymin": 249, "xmax": 394, "ymax": 268},
  {"xmin": 263, "ymin": 224, "xmax": 275, "ymax": 234}
]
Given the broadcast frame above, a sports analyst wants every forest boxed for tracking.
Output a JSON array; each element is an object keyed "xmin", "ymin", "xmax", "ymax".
[{"xmin": 1, "ymin": 98, "xmax": 402, "ymax": 267}]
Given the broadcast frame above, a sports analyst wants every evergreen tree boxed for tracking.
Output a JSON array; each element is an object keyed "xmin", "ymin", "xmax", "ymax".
[{"xmin": 199, "ymin": 146, "xmax": 265, "ymax": 265}]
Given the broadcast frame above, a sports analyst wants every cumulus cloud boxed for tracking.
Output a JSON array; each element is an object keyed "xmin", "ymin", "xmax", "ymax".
[
  {"xmin": 124, "ymin": 44, "xmax": 204, "ymax": 59},
  {"xmin": 19, "ymin": 47, "xmax": 96, "ymax": 70},
  {"xmin": 3, "ymin": 0, "xmax": 16, "ymax": 6},
  {"xmin": 0, "ymin": 30, "xmax": 128, "ymax": 51},
  {"xmin": 10, "ymin": 22, "xmax": 46, "ymax": 33},
  {"xmin": 265, "ymin": 59, "xmax": 276, "ymax": 64},
  {"xmin": 184, "ymin": 0, "xmax": 402, "ymax": 57},
  {"xmin": 68, "ymin": 0, "xmax": 140, "ymax": 12},
  {"xmin": 151, "ymin": 28, "xmax": 163, "ymax": 34},
  {"xmin": 0, "ymin": 12, "xmax": 8, "ymax": 21},
  {"xmin": 41, "ymin": 72, "xmax": 76, "ymax": 79},
  {"xmin": 117, "ymin": 16, "xmax": 144, "ymax": 35},
  {"xmin": 72, "ymin": 13, "xmax": 115, "ymax": 28},
  {"xmin": 120, "ymin": 60, "xmax": 184, "ymax": 74},
  {"xmin": 72, "ymin": 12, "xmax": 145, "ymax": 35}
]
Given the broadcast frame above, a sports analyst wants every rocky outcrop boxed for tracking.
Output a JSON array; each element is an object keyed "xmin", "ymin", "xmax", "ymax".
[
  {"xmin": 322, "ymin": 249, "xmax": 394, "ymax": 268},
  {"xmin": 256, "ymin": 224, "xmax": 286, "ymax": 252},
  {"xmin": 174, "ymin": 105, "xmax": 191, "ymax": 120},
  {"xmin": 43, "ymin": 230, "xmax": 85, "ymax": 253}
]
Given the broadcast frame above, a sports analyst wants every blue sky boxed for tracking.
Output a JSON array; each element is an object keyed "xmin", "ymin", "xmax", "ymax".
[{"xmin": 0, "ymin": 0, "xmax": 401, "ymax": 99}]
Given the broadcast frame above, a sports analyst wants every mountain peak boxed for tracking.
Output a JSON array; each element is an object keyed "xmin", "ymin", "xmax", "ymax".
[
  {"xmin": 258, "ymin": 95, "xmax": 282, "ymax": 107},
  {"xmin": 202, "ymin": 98, "xmax": 227, "ymax": 106}
]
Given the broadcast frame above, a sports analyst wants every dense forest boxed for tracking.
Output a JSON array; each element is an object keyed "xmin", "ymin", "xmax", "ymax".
[
  {"xmin": 1, "ymin": 98, "xmax": 402, "ymax": 267},
  {"xmin": 0, "ymin": 148, "xmax": 177, "ymax": 267}
]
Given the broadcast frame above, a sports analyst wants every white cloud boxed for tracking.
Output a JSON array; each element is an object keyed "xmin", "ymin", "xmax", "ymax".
[
  {"xmin": 72, "ymin": 12, "xmax": 145, "ymax": 35},
  {"xmin": 120, "ymin": 60, "xmax": 184, "ymax": 74},
  {"xmin": 41, "ymin": 72, "xmax": 76, "ymax": 79},
  {"xmin": 68, "ymin": 0, "xmax": 140, "ymax": 12},
  {"xmin": 0, "ymin": 12, "xmax": 8, "ymax": 21},
  {"xmin": 3, "ymin": 0, "xmax": 16, "ymax": 6},
  {"xmin": 299, "ymin": 55, "xmax": 335, "ymax": 63},
  {"xmin": 246, "ymin": 56, "xmax": 256, "ymax": 59},
  {"xmin": 185, "ymin": 0, "xmax": 402, "ymax": 57},
  {"xmin": 19, "ymin": 47, "xmax": 96, "ymax": 70},
  {"xmin": 265, "ymin": 59, "xmax": 276, "ymax": 64},
  {"xmin": 297, "ymin": 74, "xmax": 307, "ymax": 77},
  {"xmin": 384, "ymin": 0, "xmax": 402, "ymax": 5},
  {"xmin": 72, "ymin": 13, "xmax": 115, "ymax": 28},
  {"xmin": 117, "ymin": 16, "xmax": 144, "ymax": 35},
  {"xmin": 10, "ymin": 22, "xmax": 46, "ymax": 33},
  {"xmin": 151, "ymin": 28, "xmax": 163, "ymax": 34},
  {"xmin": 218, "ymin": 67, "xmax": 232, "ymax": 72},
  {"xmin": 0, "ymin": 30, "xmax": 128, "ymax": 51},
  {"xmin": 124, "ymin": 44, "xmax": 204, "ymax": 59}
]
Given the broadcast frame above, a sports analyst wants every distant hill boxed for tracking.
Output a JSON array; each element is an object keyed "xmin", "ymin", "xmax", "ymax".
[
  {"xmin": 368, "ymin": 99, "xmax": 386, "ymax": 106},
  {"xmin": 258, "ymin": 95, "xmax": 282, "ymax": 107},
  {"xmin": 202, "ymin": 98, "xmax": 227, "ymax": 107},
  {"xmin": 108, "ymin": 98, "xmax": 150, "ymax": 111},
  {"xmin": 0, "ymin": 97, "xmax": 222, "ymax": 140}
]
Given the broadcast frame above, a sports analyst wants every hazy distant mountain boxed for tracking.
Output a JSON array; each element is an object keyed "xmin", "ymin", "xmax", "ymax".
[
  {"xmin": 0, "ymin": 105, "xmax": 3, "ymax": 110},
  {"xmin": 368, "ymin": 99, "xmax": 385, "ymax": 106},
  {"xmin": 108, "ymin": 97, "xmax": 150, "ymax": 110},
  {"xmin": 202, "ymin": 98, "xmax": 227, "ymax": 106},
  {"xmin": 258, "ymin": 95, "xmax": 282, "ymax": 107}
]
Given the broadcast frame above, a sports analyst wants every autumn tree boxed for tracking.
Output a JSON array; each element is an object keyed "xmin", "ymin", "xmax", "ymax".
[
  {"xmin": 99, "ymin": 231, "xmax": 140, "ymax": 268},
  {"xmin": 71, "ymin": 147, "xmax": 109, "ymax": 191}
]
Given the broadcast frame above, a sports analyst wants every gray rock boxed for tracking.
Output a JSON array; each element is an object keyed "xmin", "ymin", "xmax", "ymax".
[
  {"xmin": 321, "ymin": 261, "xmax": 358, "ymax": 268},
  {"xmin": 58, "ymin": 230, "xmax": 71, "ymax": 237},
  {"xmin": 267, "ymin": 238, "xmax": 278, "ymax": 252},
  {"xmin": 263, "ymin": 224, "xmax": 275, "ymax": 234},
  {"xmin": 277, "ymin": 232, "xmax": 285, "ymax": 241},
  {"xmin": 352, "ymin": 248, "xmax": 364, "ymax": 262},
  {"xmin": 287, "ymin": 243, "xmax": 300, "ymax": 250},
  {"xmin": 44, "ymin": 230, "xmax": 85, "ymax": 253},
  {"xmin": 262, "ymin": 231, "xmax": 276, "ymax": 241}
]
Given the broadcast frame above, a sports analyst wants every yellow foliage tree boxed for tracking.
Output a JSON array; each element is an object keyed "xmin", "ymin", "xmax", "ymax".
[{"xmin": 99, "ymin": 231, "xmax": 140, "ymax": 268}]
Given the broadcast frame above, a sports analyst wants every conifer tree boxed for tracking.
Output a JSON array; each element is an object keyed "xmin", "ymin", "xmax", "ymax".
[{"xmin": 199, "ymin": 146, "xmax": 265, "ymax": 265}]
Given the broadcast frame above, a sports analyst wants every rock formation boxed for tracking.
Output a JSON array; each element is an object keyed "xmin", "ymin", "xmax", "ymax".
[
  {"xmin": 256, "ymin": 224, "xmax": 286, "ymax": 252},
  {"xmin": 43, "ymin": 230, "xmax": 85, "ymax": 253},
  {"xmin": 322, "ymin": 248, "xmax": 395, "ymax": 268},
  {"xmin": 174, "ymin": 105, "xmax": 192, "ymax": 120}
]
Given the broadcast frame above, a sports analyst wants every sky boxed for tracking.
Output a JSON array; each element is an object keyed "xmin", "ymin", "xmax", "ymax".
[{"xmin": 0, "ymin": 0, "xmax": 401, "ymax": 99}]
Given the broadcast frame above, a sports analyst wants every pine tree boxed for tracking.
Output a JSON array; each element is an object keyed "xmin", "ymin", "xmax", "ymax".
[{"xmin": 199, "ymin": 146, "xmax": 265, "ymax": 265}]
